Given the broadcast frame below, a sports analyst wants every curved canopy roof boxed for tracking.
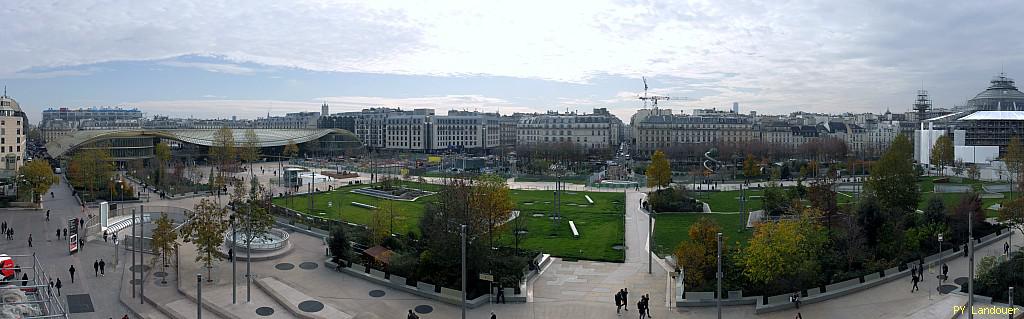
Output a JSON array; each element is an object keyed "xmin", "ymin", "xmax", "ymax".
[{"xmin": 46, "ymin": 128, "xmax": 359, "ymax": 157}]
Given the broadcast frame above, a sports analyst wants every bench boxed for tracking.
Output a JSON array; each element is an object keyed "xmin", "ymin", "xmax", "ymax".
[
  {"xmin": 569, "ymin": 221, "xmax": 579, "ymax": 238},
  {"xmin": 351, "ymin": 202, "xmax": 378, "ymax": 209}
]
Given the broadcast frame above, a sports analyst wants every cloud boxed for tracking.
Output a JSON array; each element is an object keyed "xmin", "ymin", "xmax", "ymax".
[
  {"xmin": 319, "ymin": 95, "xmax": 537, "ymax": 115},
  {"xmin": 159, "ymin": 60, "xmax": 256, "ymax": 75},
  {"xmin": 5, "ymin": 0, "xmax": 1024, "ymax": 115}
]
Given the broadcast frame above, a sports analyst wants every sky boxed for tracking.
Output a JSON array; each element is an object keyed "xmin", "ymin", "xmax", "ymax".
[{"xmin": 3, "ymin": 0, "xmax": 1024, "ymax": 124}]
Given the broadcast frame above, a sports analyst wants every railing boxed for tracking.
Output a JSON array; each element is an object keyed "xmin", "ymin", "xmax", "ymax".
[
  {"xmin": 224, "ymin": 228, "xmax": 290, "ymax": 251},
  {"xmin": 2, "ymin": 254, "xmax": 70, "ymax": 318}
]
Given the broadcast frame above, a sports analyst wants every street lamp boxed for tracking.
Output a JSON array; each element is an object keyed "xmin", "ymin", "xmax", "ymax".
[
  {"xmin": 196, "ymin": 274, "xmax": 203, "ymax": 319},
  {"xmin": 716, "ymin": 232, "xmax": 723, "ymax": 319},
  {"xmin": 230, "ymin": 214, "xmax": 236, "ymax": 304},
  {"xmin": 461, "ymin": 224, "xmax": 467, "ymax": 319}
]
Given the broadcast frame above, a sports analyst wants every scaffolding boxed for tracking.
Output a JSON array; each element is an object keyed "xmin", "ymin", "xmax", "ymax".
[{"xmin": 0, "ymin": 254, "xmax": 69, "ymax": 319}]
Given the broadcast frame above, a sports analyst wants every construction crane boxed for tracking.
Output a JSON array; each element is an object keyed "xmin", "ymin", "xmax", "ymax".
[{"xmin": 638, "ymin": 76, "xmax": 681, "ymax": 108}]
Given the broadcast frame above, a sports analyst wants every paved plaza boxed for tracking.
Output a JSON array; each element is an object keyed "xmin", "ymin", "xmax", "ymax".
[{"xmin": 1, "ymin": 162, "xmax": 1022, "ymax": 318}]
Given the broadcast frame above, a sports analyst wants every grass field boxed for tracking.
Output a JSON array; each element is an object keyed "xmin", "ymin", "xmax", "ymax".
[
  {"xmin": 272, "ymin": 181, "xmax": 443, "ymax": 236},
  {"xmin": 652, "ymin": 213, "xmax": 752, "ymax": 256},
  {"xmin": 693, "ymin": 189, "xmax": 764, "ymax": 212},
  {"xmin": 274, "ymin": 181, "xmax": 627, "ymax": 261},
  {"xmin": 496, "ymin": 190, "xmax": 626, "ymax": 262}
]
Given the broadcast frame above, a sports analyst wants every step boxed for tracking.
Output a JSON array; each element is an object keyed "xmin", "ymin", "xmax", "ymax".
[
  {"xmin": 255, "ymin": 276, "xmax": 353, "ymax": 319},
  {"xmin": 164, "ymin": 298, "xmax": 225, "ymax": 319}
]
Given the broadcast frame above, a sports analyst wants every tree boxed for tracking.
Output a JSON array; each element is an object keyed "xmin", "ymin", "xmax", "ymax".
[
  {"xmin": 866, "ymin": 133, "xmax": 919, "ymax": 217},
  {"xmin": 999, "ymin": 196, "xmax": 1024, "ymax": 241},
  {"xmin": 240, "ymin": 129, "xmax": 261, "ymax": 174},
  {"xmin": 181, "ymin": 198, "xmax": 229, "ymax": 280},
  {"xmin": 471, "ymin": 174, "xmax": 514, "ymax": 248},
  {"xmin": 1006, "ymin": 137, "xmax": 1024, "ymax": 199},
  {"xmin": 210, "ymin": 127, "xmax": 237, "ymax": 173},
  {"xmin": 150, "ymin": 213, "xmax": 178, "ymax": 283},
  {"xmin": 967, "ymin": 164, "xmax": 981, "ymax": 181},
  {"xmin": 19, "ymin": 160, "xmax": 55, "ymax": 203},
  {"xmin": 947, "ymin": 192, "xmax": 985, "ymax": 245},
  {"xmin": 673, "ymin": 217, "xmax": 721, "ymax": 288},
  {"xmin": 236, "ymin": 179, "xmax": 275, "ymax": 251},
  {"xmin": 646, "ymin": 149, "xmax": 672, "ymax": 189},
  {"xmin": 328, "ymin": 226, "xmax": 352, "ymax": 263},
  {"xmin": 762, "ymin": 183, "xmax": 790, "ymax": 215},
  {"xmin": 922, "ymin": 195, "xmax": 946, "ymax": 226},
  {"xmin": 68, "ymin": 147, "xmax": 114, "ymax": 197},
  {"xmin": 282, "ymin": 140, "xmax": 300, "ymax": 159},
  {"xmin": 930, "ymin": 135, "xmax": 954, "ymax": 176},
  {"xmin": 742, "ymin": 154, "xmax": 759, "ymax": 180},
  {"xmin": 154, "ymin": 142, "xmax": 171, "ymax": 186},
  {"xmin": 368, "ymin": 207, "xmax": 390, "ymax": 247},
  {"xmin": 743, "ymin": 210, "xmax": 827, "ymax": 290}
]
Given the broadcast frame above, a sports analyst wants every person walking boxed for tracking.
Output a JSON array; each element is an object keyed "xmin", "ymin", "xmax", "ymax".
[
  {"xmin": 622, "ymin": 288, "xmax": 629, "ymax": 311},
  {"xmin": 1006, "ymin": 241, "xmax": 1011, "ymax": 255},
  {"xmin": 490, "ymin": 311, "xmax": 496, "ymax": 319},
  {"xmin": 103, "ymin": 230, "xmax": 107, "ymax": 243},
  {"xmin": 9, "ymin": 228, "xmax": 14, "ymax": 240},
  {"xmin": 911, "ymin": 272, "xmax": 919, "ymax": 292},
  {"xmin": 615, "ymin": 289, "xmax": 623, "ymax": 314},
  {"xmin": 68, "ymin": 265, "xmax": 76, "ymax": 283},
  {"xmin": 46, "ymin": 210, "xmax": 50, "ymax": 221},
  {"xmin": 496, "ymin": 284, "xmax": 505, "ymax": 304},
  {"xmin": 20, "ymin": 273, "xmax": 28, "ymax": 286},
  {"xmin": 637, "ymin": 297, "xmax": 646, "ymax": 319},
  {"xmin": 56, "ymin": 229, "xmax": 60, "ymax": 240},
  {"xmin": 27, "ymin": 234, "xmax": 31, "ymax": 247},
  {"xmin": 63, "ymin": 228, "xmax": 67, "ymax": 239},
  {"xmin": 1, "ymin": 221, "xmax": 5, "ymax": 234},
  {"xmin": 644, "ymin": 294, "xmax": 653, "ymax": 318},
  {"xmin": 942, "ymin": 263, "xmax": 949, "ymax": 281},
  {"xmin": 93, "ymin": 260, "xmax": 99, "ymax": 277},
  {"xmin": 99, "ymin": 259, "xmax": 106, "ymax": 276},
  {"xmin": 790, "ymin": 291, "xmax": 801, "ymax": 309},
  {"xmin": 54, "ymin": 278, "xmax": 62, "ymax": 296},
  {"xmin": 918, "ymin": 258, "xmax": 925, "ymax": 282},
  {"xmin": 406, "ymin": 309, "xmax": 419, "ymax": 319}
]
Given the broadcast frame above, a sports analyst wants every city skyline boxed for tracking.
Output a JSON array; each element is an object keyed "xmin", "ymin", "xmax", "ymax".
[{"xmin": 3, "ymin": 1, "xmax": 1024, "ymax": 122}]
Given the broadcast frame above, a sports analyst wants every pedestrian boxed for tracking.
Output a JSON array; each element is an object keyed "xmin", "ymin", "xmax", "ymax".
[
  {"xmin": 55, "ymin": 278, "xmax": 62, "ymax": 296},
  {"xmin": 407, "ymin": 309, "xmax": 419, "ymax": 319},
  {"xmin": 100, "ymin": 259, "xmax": 106, "ymax": 276},
  {"xmin": 2, "ymin": 220, "xmax": 5, "ymax": 234},
  {"xmin": 69, "ymin": 265, "xmax": 76, "ymax": 283},
  {"xmin": 9, "ymin": 228, "xmax": 13, "ymax": 240},
  {"xmin": 942, "ymin": 263, "xmax": 948, "ymax": 281},
  {"xmin": 63, "ymin": 228, "xmax": 67, "ymax": 239},
  {"xmin": 93, "ymin": 260, "xmax": 99, "ymax": 277},
  {"xmin": 50, "ymin": 191, "xmax": 54, "ymax": 198},
  {"xmin": 615, "ymin": 289, "xmax": 623, "ymax": 314},
  {"xmin": 644, "ymin": 294, "xmax": 652, "ymax": 318},
  {"xmin": 963, "ymin": 243, "xmax": 969, "ymax": 257},
  {"xmin": 103, "ymin": 230, "xmax": 108, "ymax": 243},
  {"xmin": 918, "ymin": 258, "xmax": 925, "ymax": 282},
  {"xmin": 21, "ymin": 273, "xmax": 27, "ymax": 286},
  {"xmin": 795, "ymin": 312, "xmax": 802, "ymax": 319},
  {"xmin": 1006, "ymin": 241, "xmax": 1011, "ymax": 255},
  {"xmin": 496, "ymin": 284, "xmax": 505, "ymax": 304},
  {"xmin": 113, "ymin": 234, "xmax": 118, "ymax": 245},
  {"xmin": 622, "ymin": 288, "xmax": 629, "ymax": 311},
  {"xmin": 637, "ymin": 297, "xmax": 646, "ymax": 319},
  {"xmin": 27, "ymin": 234, "xmax": 31, "ymax": 247},
  {"xmin": 490, "ymin": 311, "xmax": 496, "ymax": 319},
  {"xmin": 790, "ymin": 291, "xmax": 801, "ymax": 309},
  {"xmin": 56, "ymin": 229, "xmax": 60, "ymax": 240},
  {"xmin": 46, "ymin": 210, "xmax": 50, "ymax": 221},
  {"xmin": 911, "ymin": 272, "xmax": 919, "ymax": 292}
]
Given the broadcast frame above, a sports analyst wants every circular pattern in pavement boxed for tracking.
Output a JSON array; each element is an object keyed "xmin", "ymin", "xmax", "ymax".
[
  {"xmin": 130, "ymin": 265, "xmax": 151, "ymax": 273},
  {"xmin": 154, "ymin": 271, "xmax": 168, "ymax": 278},
  {"xmin": 369, "ymin": 290, "xmax": 386, "ymax": 297},
  {"xmin": 299, "ymin": 262, "xmax": 318, "ymax": 270},
  {"xmin": 298, "ymin": 300, "xmax": 324, "ymax": 313},
  {"xmin": 415, "ymin": 305, "xmax": 434, "ymax": 314},
  {"xmin": 612, "ymin": 245, "xmax": 625, "ymax": 250},
  {"xmin": 256, "ymin": 307, "xmax": 275, "ymax": 316},
  {"xmin": 953, "ymin": 277, "xmax": 968, "ymax": 286},
  {"xmin": 938, "ymin": 285, "xmax": 958, "ymax": 294},
  {"xmin": 275, "ymin": 263, "xmax": 295, "ymax": 270}
]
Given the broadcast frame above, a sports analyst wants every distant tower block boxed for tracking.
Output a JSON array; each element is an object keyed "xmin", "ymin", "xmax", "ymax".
[
  {"xmin": 913, "ymin": 89, "xmax": 932, "ymax": 122},
  {"xmin": 321, "ymin": 102, "xmax": 329, "ymax": 116},
  {"xmin": 732, "ymin": 102, "xmax": 739, "ymax": 113}
]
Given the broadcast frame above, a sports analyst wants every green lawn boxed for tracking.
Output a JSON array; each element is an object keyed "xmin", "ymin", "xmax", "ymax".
[
  {"xmin": 514, "ymin": 175, "xmax": 590, "ymax": 185},
  {"xmin": 496, "ymin": 190, "xmax": 626, "ymax": 262},
  {"xmin": 693, "ymin": 189, "xmax": 764, "ymax": 212},
  {"xmin": 272, "ymin": 181, "xmax": 442, "ymax": 236},
  {"xmin": 652, "ymin": 213, "xmax": 752, "ymax": 256},
  {"xmin": 275, "ymin": 181, "xmax": 627, "ymax": 261}
]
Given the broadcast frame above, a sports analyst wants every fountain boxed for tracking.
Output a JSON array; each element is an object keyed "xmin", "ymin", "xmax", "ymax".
[{"xmin": 222, "ymin": 228, "xmax": 292, "ymax": 260}]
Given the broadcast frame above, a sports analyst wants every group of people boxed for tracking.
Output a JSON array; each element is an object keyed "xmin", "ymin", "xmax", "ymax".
[
  {"xmin": 1, "ymin": 221, "xmax": 15, "ymax": 240},
  {"xmin": 614, "ymin": 288, "xmax": 654, "ymax": 318},
  {"xmin": 93, "ymin": 259, "xmax": 107, "ymax": 277},
  {"xmin": 910, "ymin": 259, "xmax": 926, "ymax": 293}
]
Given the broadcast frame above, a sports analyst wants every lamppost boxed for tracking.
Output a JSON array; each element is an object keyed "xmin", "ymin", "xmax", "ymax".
[
  {"xmin": 461, "ymin": 224, "xmax": 467, "ymax": 319},
  {"xmin": 1009, "ymin": 286, "xmax": 1014, "ymax": 319},
  {"xmin": 969, "ymin": 206, "xmax": 975, "ymax": 319},
  {"xmin": 648, "ymin": 207, "xmax": 654, "ymax": 275},
  {"xmin": 196, "ymin": 274, "xmax": 203, "ymax": 319},
  {"xmin": 716, "ymin": 232, "xmax": 723, "ymax": 319},
  {"xmin": 230, "ymin": 214, "xmax": 236, "ymax": 304},
  {"xmin": 938, "ymin": 233, "xmax": 944, "ymax": 287}
]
